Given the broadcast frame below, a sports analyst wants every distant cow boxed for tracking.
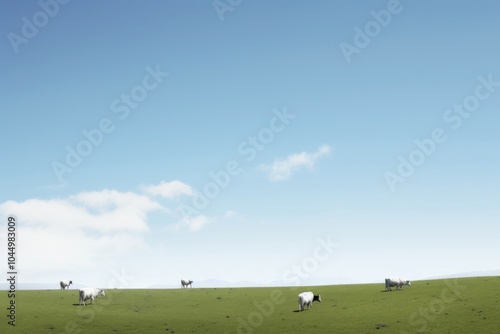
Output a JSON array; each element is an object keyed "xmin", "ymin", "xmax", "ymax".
[
  {"xmin": 181, "ymin": 279, "xmax": 193, "ymax": 288},
  {"xmin": 298, "ymin": 291, "xmax": 321, "ymax": 311},
  {"xmin": 79, "ymin": 288, "xmax": 106, "ymax": 305},
  {"xmin": 60, "ymin": 280, "xmax": 73, "ymax": 290},
  {"xmin": 385, "ymin": 277, "xmax": 411, "ymax": 291}
]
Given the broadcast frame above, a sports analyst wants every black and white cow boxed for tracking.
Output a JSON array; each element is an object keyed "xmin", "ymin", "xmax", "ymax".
[
  {"xmin": 181, "ymin": 279, "xmax": 193, "ymax": 288},
  {"xmin": 60, "ymin": 280, "xmax": 73, "ymax": 290},
  {"xmin": 79, "ymin": 288, "xmax": 106, "ymax": 305},
  {"xmin": 298, "ymin": 291, "xmax": 321, "ymax": 311},
  {"xmin": 385, "ymin": 277, "xmax": 411, "ymax": 291}
]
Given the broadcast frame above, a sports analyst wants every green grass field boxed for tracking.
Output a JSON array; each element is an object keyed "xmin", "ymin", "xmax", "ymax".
[{"xmin": 2, "ymin": 276, "xmax": 499, "ymax": 333}]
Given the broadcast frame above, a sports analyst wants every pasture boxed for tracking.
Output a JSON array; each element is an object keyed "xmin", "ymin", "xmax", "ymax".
[{"xmin": 2, "ymin": 276, "xmax": 499, "ymax": 333}]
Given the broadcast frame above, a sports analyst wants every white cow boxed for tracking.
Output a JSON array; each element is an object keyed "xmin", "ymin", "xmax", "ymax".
[
  {"xmin": 181, "ymin": 279, "xmax": 193, "ymax": 288},
  {"xmin": 60, "ymin": 280, "xmax": 73, "ymax": 290},
  {"xmin": 385, "ymin": 277, "xmax": 411, "ymax": 291},
  {"xmin": 298, "ymin": 291, "xmax": 321, "ymax": 311},
  {"xmin": 79, "ymin": 288, "xmax": 106, "ymax": 305}
]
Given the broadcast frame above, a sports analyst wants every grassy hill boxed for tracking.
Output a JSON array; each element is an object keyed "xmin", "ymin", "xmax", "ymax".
[{"xmin": 2, "ymin": 276, "xmax": 499, "ymax": 333}]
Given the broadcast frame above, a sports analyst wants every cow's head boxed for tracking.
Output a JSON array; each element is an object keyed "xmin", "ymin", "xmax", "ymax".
[
  {"xmin": 313, "ymin": 294, "xmax": 321, "ymax": 302},
  {"xmin": 406, "ymin": 280, "xmax": 411, "ymax": 286},
  {"xmin": 99, "ymin": 289, "xmax": 106, "ymax": 297},
  {"xmin": 69, "ymin": 281, "xmax": 73, "ymax": 285}
]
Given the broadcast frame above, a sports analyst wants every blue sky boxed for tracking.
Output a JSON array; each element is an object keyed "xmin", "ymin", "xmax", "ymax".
[{"xmin": 1, "ymin": 0, "xmax": 499, "ymax": 289}]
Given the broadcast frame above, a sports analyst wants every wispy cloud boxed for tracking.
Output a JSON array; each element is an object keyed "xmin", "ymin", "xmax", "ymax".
[
  {"xmin": 260, "ymin": 145, "xmax": 331, "ymax": 181},
  {"xmin": 182, "ymin": 214, "xmax": 211, "ymax": 231},
  {"xmin": 142, "ymin": 181, "xmax": 213, "ymax": 232},
  {"xmin": 140, "ymin": 180, "xmax": 194, "ymax": 199}
]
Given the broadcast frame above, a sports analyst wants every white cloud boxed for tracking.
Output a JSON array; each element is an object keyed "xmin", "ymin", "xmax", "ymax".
[
  {"xmin": 0, "ymin": 180, "xmax": 221, "ymax": 285},
  {"xmin": 0, "ymin": 188, "xmax": 162, "ymax": 285},
  {"xmin": 0, "ymin": 180, "xmax": 212, "ymax": 238},
  {"xmin": 0, "ymin": 191, "xmax": 162, "ymax": 234},
  {"xmin": 140, "ymin": 180, "xmax": 194, "ymax": 199},
  {"xmin": 182, "ymin": 215, "xmax": 211, "ymax": 231},
  {"xmin": 260, "ymin": 145, "xmax": 331, "ymax": 181}
]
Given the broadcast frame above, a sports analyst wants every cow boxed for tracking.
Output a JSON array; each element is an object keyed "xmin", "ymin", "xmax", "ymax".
[
  {"xmin": 79, "ymin": 288, "xmax": 106, "ymax": 305},
  {"xmin": 181, "ymin": 279, "xmax": 193, "ymax": 288},
  {"xmin": 60, "ymin": 280, "xmax": 73, "ymax": 290},
  {"xmin": 385, "ymin": 277, "xmax": 411, "ymax": 291},
  {"xmin": 298, "ymin": 291, "xmax": 321, "ymax": 311}
]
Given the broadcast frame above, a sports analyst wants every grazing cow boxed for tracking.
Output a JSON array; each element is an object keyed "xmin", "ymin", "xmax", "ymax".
[
  {"xmin": 298, "ymin": 291, "xmax": 321, "ymax": 311},
  {"xmin": 60, "ymin": 280, "xmax": 73, "ymax": 290},
  {"xmin": 181, "ymin": 279, "xmax": 193, "ymax": 288},
  {"xmin": 79, "ymin": 288, "xmax": 106, "ymax": 306},
  {"xmin": 385, "ymin": 277, "xmax": 411, "ymax": 291}
]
